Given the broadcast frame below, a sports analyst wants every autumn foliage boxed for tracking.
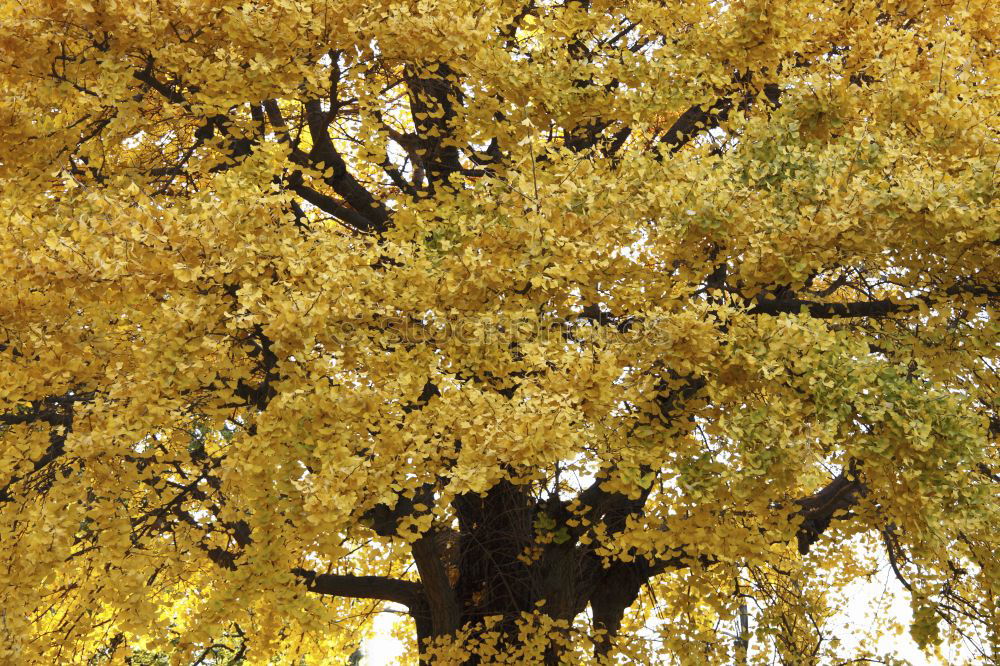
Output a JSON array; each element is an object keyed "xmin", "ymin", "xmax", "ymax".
[{"xmin": 0, "ymin": 0, "xmax": 998, "ymax": 664}]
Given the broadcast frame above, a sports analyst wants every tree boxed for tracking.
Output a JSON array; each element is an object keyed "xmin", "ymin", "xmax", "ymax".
[{"xmin": 0, "ymin": 0, "xmax": 997, "ymax": 663}]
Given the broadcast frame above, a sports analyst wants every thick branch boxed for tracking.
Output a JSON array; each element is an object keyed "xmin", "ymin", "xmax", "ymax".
[
  {"xmin": 749, "ymin": 297, "xmax": 906, "ymax": 319},
  {"xmin": 203, "ymin": 524, "xmax": 426, "ymax": 609},
  {"xmin": 659, "ymin": 83, "xmax": 781, "ymax": 154},
  {"xmin": 0, "ymin": 392, "xmax": 92, "ymax": 501},
  {"xmin": 286, "ymin": 171, "xmax": 381, "ymax": 233},
  {"xmin": 748, "ymin": 281, "xmax": 997, "ymax": 319},
  {"xmin": 292, "ymin": 568, "xmax": 424, "ymax": 608},
  {"xmin": 411, "ymin": 534, "xmax": 462, "ymax": 634},
  {"xmin": 589, "ymin": 561, "xmax": 650, "ymax": 657},
  {"xmin": 404, "ymin": 64, "xmax": 463, "ymax": 189},
  {"xmin": 794, "ymin": 471, "xmax": 866, "ymax": 554},
  {"xmin": 301, "ymin": 99, "xmax": 391, "ymax": 231}
]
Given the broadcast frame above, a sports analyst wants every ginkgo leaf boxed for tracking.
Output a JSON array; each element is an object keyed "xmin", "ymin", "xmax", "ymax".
[{"xmin": 0, "ymin": 1, "xmax": 997, "ymax": 665}]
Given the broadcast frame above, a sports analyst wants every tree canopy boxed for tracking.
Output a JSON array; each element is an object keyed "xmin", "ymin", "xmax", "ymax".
[{"xmin": 0, "ymin": 0, "xmax": 997, "ymax": 663}]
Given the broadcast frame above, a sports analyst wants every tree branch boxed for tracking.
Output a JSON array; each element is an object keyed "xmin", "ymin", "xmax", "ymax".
[
  {"xmin": 301, "ymin": 99, "xmax": 391, "ymax": 232},
  {"xmin": 749, "ymin": 297, "xmax": 907, "ymax": 319},
  {"xmin": 292, "ymin": 568, "xmax": 424, "ymax": 608},
  {"xmin": 411, "ymin": 534, "xmax": 462, "ymax": 634},
  {"xmin": 794, "ymin": 471, "xmax": 866, "ymax": 554}
]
